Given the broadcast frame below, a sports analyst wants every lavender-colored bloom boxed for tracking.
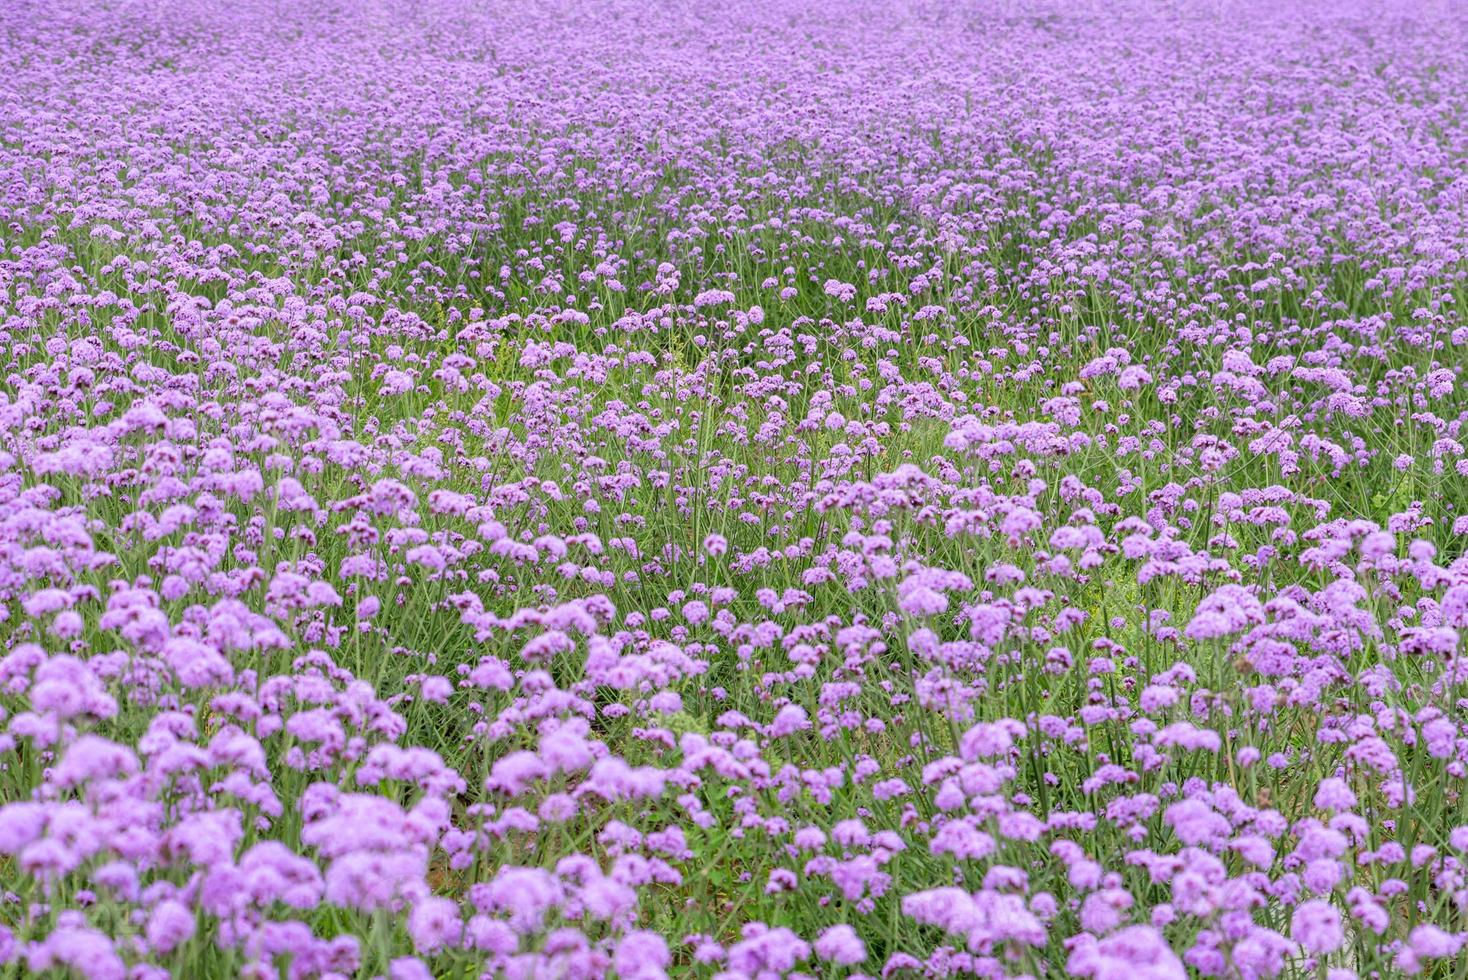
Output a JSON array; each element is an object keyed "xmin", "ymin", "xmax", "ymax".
[
  {"xmin": 613, "ymin": 931, "xmax": 670, "ymax": 979},
  {"xmin": 1067, "ymin": 925, "xmax": 1186, "ymax": 979},
  {"xmin": 813, "ymin": 924, "xmax": 866, "ymax": 965},
  {"xmin": 1291, "ymin": 900, "xmax": 1344, "ymax": 954},
  {"xmin": 145, "ymin": 900, "xmax": 196, "ymax": 954}
]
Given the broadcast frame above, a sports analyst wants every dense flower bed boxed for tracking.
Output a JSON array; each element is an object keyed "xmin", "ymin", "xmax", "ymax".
[{"xmin": 2, "ymin": 0, "xmax": 1468, "ymax": 976}]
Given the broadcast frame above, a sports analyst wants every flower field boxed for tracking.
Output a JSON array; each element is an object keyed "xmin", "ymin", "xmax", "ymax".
[{"xmin": 2, "ymin": 0, "xmax": 1468, "ymax": 976}]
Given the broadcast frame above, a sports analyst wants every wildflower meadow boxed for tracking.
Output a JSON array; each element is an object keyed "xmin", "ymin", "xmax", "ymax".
[{"xmin": 2, "ymin": 0, "xmax": 1468, "ymax": 976}]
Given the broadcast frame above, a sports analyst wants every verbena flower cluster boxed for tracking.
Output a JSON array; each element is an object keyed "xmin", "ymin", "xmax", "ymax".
[{"xmin": 2, "ymin": 0, "xmax": 1467, "ymax": 976}]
